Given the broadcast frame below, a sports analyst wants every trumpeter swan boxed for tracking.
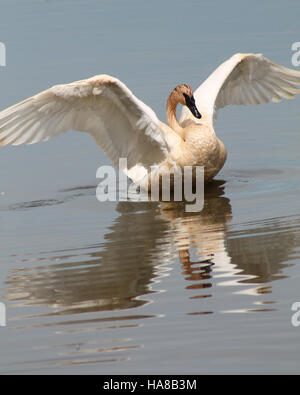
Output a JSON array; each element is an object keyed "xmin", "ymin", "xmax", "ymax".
[{"xmin": 0, "ymin": 53, "xmax": 299, "ymax": 188}]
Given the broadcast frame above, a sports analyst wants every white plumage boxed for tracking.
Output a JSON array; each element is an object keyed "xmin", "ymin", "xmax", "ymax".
[
  {"xmin": 180, "ymin": 53, "xmax": 300, "ymax": 125},
  {"xmin": 1, "ymin": 54, "xmax": 300, "ymax": 186}
]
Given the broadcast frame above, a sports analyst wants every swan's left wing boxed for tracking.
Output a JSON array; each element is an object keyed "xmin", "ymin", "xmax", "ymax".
[
  {"xmin": 180, "ymin": 53, "xmax": 300, "ymax": 125},
  {"xmin": 0, "ymin": 75, "xmax": 178, "ymax": 183}
]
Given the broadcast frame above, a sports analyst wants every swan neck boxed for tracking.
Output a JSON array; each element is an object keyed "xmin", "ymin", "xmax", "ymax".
[{"xmin": 166, "ymin": 93, "xmax": 183, "ymax": 136}]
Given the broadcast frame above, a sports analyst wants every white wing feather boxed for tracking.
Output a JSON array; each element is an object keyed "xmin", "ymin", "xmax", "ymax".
[
  {"xmin": 180, "ymin": 53, "xmax": 300, "ymax": 125},
  {"xmin": 0, "ymin": 75, "xmax": 173, "ymax": 180}
]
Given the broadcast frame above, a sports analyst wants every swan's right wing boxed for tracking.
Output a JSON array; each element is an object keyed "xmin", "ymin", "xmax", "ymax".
[
  {"xmin": 180, "ymin": 53, "xmax": 300, "ymax": 125},
  {"xmin": 0, "ymin": 75, "xmax": 177, "ymax": 181}
]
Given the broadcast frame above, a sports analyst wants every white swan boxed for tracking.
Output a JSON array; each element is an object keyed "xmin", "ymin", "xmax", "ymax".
[{"xmin": 0, "ymin": 53, "xmax": 299, "ymax": 187}]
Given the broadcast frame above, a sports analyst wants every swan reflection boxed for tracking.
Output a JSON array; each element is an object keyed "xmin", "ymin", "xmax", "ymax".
[{"xmin": 4, "ymin": 180, "xmax": 300, "ymax": 318}]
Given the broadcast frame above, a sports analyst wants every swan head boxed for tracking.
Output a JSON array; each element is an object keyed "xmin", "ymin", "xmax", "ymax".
[{"xmin": 175, "ymin": 84, "xmax": 202, "ymax": 119}]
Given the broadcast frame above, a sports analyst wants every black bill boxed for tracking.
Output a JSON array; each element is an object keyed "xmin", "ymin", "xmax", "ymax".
[{"xmin": 183, "ymin": 94, "xmax": 202, "ymax": 119}]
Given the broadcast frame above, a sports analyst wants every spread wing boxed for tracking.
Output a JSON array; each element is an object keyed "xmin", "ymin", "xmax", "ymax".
[
  {"xmin": 0, "ymin": 75, "xmax": 176, "ymax": 180},
  {"xmin": 180, "ymin": 53, "xmax": 300, "ymax": 126}
]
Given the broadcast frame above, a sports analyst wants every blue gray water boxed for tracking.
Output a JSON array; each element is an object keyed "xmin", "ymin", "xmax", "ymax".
[{"xmin": 0, "ymin": 0, "xmax": 300, "ymax": 374}]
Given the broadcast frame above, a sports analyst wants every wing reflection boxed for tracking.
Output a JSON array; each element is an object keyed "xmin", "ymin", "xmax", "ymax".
[{"xmin": 4, "ymin": 180, "xmax": 300, "ymax": 318}]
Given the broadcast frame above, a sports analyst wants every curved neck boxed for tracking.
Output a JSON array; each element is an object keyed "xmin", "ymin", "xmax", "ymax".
[{"xmin": 166, "ymin": 91, "xmax": 184, "ymax": 137}]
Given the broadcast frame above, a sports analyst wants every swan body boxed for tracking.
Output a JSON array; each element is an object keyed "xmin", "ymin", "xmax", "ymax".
[{"xmin": 0, "ymin": 53, "xmax": 299, "ymax": 188}]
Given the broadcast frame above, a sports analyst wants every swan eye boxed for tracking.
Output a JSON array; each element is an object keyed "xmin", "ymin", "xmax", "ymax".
[
  {"xmin": 183, "ymin": 93, "xmax": 190, "ymax": 104},
  {"xmin": 183, "ymin": 93, "xmax": 196, "ymax": 106}
]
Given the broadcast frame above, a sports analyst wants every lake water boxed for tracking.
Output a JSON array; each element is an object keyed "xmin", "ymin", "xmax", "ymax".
[{"xmin": 0, "ymin": 0, "xmax": 300, "ymax": 374}]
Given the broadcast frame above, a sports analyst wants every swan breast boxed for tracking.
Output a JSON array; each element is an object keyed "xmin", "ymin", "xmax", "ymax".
[{"xmin": 169, "ymin": 124, "xmax": 227, "ymax": 181}]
